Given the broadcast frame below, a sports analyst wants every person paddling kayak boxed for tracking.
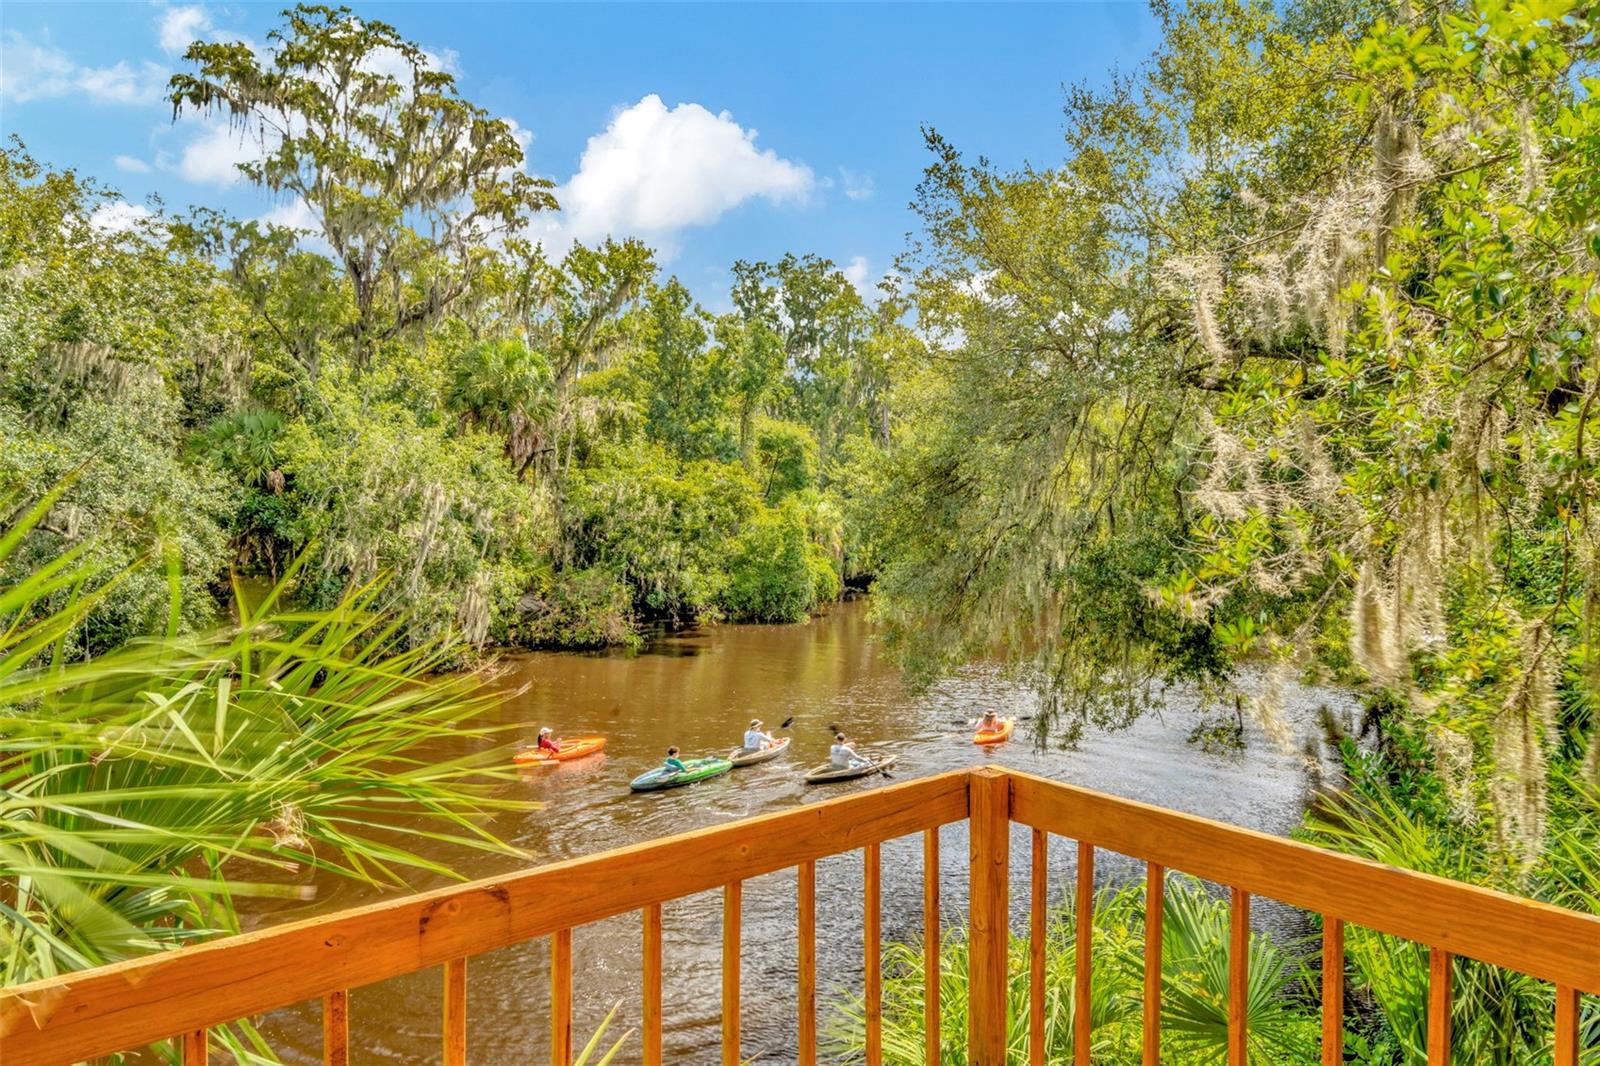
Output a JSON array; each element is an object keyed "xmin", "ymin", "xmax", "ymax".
[
  {"xmin": 977, "ymin": 710, "xmax": 1000, "ymax": 733},
  {"xmin": 830, "ymin": 732, "xmax": 864, "ymax": 768},
  {"xmin": 536, "ymin": 727, "xmax": 561, "ymax": 754},
  {"xmin": 663, "ymin": 746, "xmax": 689, "ymax": 773},
  {"xmin": 743, "ymin": 719, "xmax": 776, "ymax": 750}
]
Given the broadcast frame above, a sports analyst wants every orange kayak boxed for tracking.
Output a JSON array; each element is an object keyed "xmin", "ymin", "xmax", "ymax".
[
  {"xmin": 973, "ymin": 718, "xmax": 1015, "ymax": 746},
  {"xmin": 514, "ymin": 735, "xmax": 607, "ymax": 764}
]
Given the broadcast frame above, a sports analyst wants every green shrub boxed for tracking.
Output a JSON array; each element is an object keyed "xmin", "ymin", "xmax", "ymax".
[
  {"xmin": 0, "ymin": 399, "xmax": 233, "ymax": 653},
  {"xmin": 752, "ymin": 417, "xmax": 818, "ymax": 499},
  {"xmin": 279, "ymin": 392, "xmax": 545, "ymax": 645},
  {"xmin": 509, "ymin": 566, "xmax": 638, "ymax": 649},
  {"xmin": 723, "ymin": 502, "xmax": 830, "ymax": 622},
  {"xmin": 563, "ymin": 441, "xmax": 753, "ymax": 622},
  {"xmin": 828, "ymin": 875, "xmax": 1318, "ymax": 1064}
]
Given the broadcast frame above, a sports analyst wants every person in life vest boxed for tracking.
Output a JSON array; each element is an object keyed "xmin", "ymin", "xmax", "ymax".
[{"xmin": 537, "ymin": 727, "xmax": 561, "ymax": 754}]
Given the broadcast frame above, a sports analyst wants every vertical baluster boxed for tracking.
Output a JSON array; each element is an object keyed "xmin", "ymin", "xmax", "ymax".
[
  {"xmin": 799, "ymin": 860, "xmax": 817, "ymax": 1066},
  {"xmin": 1228, "ymin": 890, "xmax": 1249, "ymax": 1066},
  {"xmin": 1029, "ymin": 829, "xmax": 1047, "ymax": 1066},
  {"xmin": 923, "ymin": 828, "xmax": 941, "ymax": 1066},
  {"xmin": 643, "ymin": 904, "xmax": 663, "ymax": 1066},
  {"xmin": 1321, "ymin": 918, "xmax": 1344, "ymax": 1066},
  {"xmin": 182, "ymin": 1029, "xmax": 207, "ymax": 1066},
  {"xmin": 1073, "ymin": 841, "xmax": 1094, "ymax": 1066},
  {"xmin": 1143, "ymin": 863, "xmax": 1164, "ymax": 1066},
  {"xmin": 443, "ymin": 957, "xmax": 467, "ymax": 1066},
  {"xmin": 551, "ymin": 929, "xmax": 573, "ymax": 1066},
  {"xmin": 866, "ymin": 842, "xmax": 883, "ymax": 1066},
  {"xmin": 1554, "ymin": 985, "xmax": 1579, "ymax": 1066},
  {"xmin": 723, "ymin": 881, "xmax": 742, "ymax": 1066},
  {"xmin": 1428, "ymin": 948, "xmax": 1452, "ymax": 1065},
  {"xmin": 323, "ymin": 989, "xmax": 349, "ymax": 1066}
]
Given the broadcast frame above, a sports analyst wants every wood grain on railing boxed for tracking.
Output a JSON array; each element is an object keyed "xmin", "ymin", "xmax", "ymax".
[
  {"xmin": 643, "ymin": 904, "xmax": 662, "ymax": 1066},
  {"xmin": 1029, "ymin": 828, "xmax": 1047, "ymax": 1066},
  {"xmin": 322, "ymin": 989, "xmax": 348, "ymax": 1066},
  {"xmin": 1228, "ymin": 889, "xmax": 1249, "ymax": 1066},
  {"xmin": 1008, "ymin": 770, "xmax": 1600, "ymax": 993},
  {"xmin": 1429, "ymin": 948, "xmax": 1452, "ymax": 1065},
  {"xmin": 722, "ymin": 881, "xmax": 741, "ymax": 1066},
  {"xmin": 551, "ymin": 929, "xmax": 572, "ymax": 1066},
  {"xmin": 799, "ymin": 859, "xmax": 817, "ymax": 1066},
  {"xmin": 1322, "ymin": 918, "xmax": 1343, "ymax": 1066},
  {"xmin": 967, "ymin": 768, "xmax": 1010, "ymax": 1064},
  {"xmin": 0, "ymin": 771, "xmax": 969, "ymax": 1066},
  {"xmin": 866, "ymin": 842, "xmax": 883, "ymax": 1066},
  {"xmin": 923, "ymin": 828, "xmax": 940, "ymax": 1066},
  {"xmin": 1074, "ymin": 841, "xmax": 1094, "ymax": 1066},
  {"xmin": 1143, "ymin": 862, "xmax": 1163, "ymax": 1066},
  {"xmin": 443, "ymin": 957, "xmax": 467, "ymax": 1066}
]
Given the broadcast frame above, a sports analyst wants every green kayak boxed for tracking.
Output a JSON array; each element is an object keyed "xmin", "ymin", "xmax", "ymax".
[{"xmin": 630, "ymin": 756, "xmax": 734, "ymax": 792}]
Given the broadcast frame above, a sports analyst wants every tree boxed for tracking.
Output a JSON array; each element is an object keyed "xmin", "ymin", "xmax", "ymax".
[
  {"xmin": 866, "ymin": 122, "xmax": 1209, "ymax": 716},
  {"xmin": 506, "ymin": 237, "xmax": 657, "ymax": 394},
  {"xmin": 751, "ymin": 417, "xmax": 817, "ymax": 500},
  {"xmin": 732, "ymin": 254, "xmax": 871, "ymax": 471},
  {"xmin": 636, "ymin": 279, "xmax": 732, "ymax": 462},
  {"xmin": 715, "ymin": 309, "xmax": 785, "ymax": 462},
  {"xmin": 445, "ymin": 337, "xmax": 555, "ymax": 479},
  {"xmin": 168, "ymin": 4, "xmax": 558, "ymax": 368},
  {"xmin": 168, "ymin": 210, "xmax": 351, "ymax": 390}
]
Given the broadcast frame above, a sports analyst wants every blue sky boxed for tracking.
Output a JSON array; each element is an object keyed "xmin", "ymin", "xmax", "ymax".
[{"xmin": 1, "ymin": 2, "xmax": 1160, "ymax": 307}]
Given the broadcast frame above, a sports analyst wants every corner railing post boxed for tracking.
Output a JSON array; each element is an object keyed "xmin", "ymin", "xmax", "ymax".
[{"xmin": 968, "ymin": 768, "xmax": 1011, "ymax": 1065}]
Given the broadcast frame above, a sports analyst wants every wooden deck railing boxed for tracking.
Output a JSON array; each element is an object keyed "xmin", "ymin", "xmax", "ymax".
[{"xmin": 2, "ymin": 766, "xmax": 1597, "ymax": 1065}]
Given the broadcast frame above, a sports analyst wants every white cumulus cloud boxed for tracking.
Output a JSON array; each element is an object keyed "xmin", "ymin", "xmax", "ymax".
[
  {"xmin": 171, "ymin": 118, "xmax": 274, "ymax": 186},
  {"xmin": 548, "ymin": 94, "xmax": 813, "ymax": 249},
  {"xmin": 0, "ymin": 32, "xmax": 76, "ymax": 100},
  {"xmin": 158, "ymin": 5, "xmax": 211, "ymax": 55},
  {"xmin": 114, "ymin": 154, "xmax": 153, "ymax": 173},
  {"xmin": 0, "ymin": 32, "xmax": 168, "ymax": 105},
  {"xmin": 256, "ymin": 196, "xmax": 333, "ymax": 254},
  {"xmin": 259, "ymin": 197, "xmax": 319, "ymax": 231},
  {"xmin": 89, "ymin": 201, "xmax": 156, "ymax": 234},
  {"xmin": 843, "ymin": 255, "xmax": 871, "ymax": 295}
]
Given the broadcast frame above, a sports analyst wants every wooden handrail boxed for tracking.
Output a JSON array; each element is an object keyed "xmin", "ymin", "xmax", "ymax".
[
  {"xmin": 3, "ymin": 765, "xmax": 1596, "ymax": 1066},
  {"xmin": 0, "ymin": 770, "xmax": 969, "ymax": 1066},
  {"xmin": 1007, "ymin": 769, "xmax": 1600, "ymax": 993}
]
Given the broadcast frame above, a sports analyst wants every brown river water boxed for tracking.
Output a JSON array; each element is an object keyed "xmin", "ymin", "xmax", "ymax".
[{"xmin": 255, "ymin": 597, "xmax": 1357, "ymax": 1064}]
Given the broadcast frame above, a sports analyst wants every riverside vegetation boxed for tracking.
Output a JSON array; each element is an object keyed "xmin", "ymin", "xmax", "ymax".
[{"xmin": 5, "ymin": 0, "xmax": 1600, "ymax": 1060}]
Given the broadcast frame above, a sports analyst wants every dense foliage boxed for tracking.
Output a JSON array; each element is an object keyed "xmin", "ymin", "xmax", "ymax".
[
  {"xmin": 850, "ymin": 0, "xmax": 1600, "ymax": 1057},
  {"xmin": 10, "ymin": 0, "xmax": 1600, "ymax": 1058},
  {"xmin": 0, "ymin": 11, "xmax": 902, "ymax": 1055},
  {"xmin": 0, "ymin": 11, "xmax": 903, "ymax": 656},
  {"xmin": 0, "ymin": 492, "xmax": 532, "ymax": 1059}
]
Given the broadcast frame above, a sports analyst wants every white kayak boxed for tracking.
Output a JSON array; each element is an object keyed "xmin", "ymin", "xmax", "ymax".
[
  {"xmin": 803, "ymin": 754, "xmax": 897, "ymax": 784},
  {"xmin": 728, "ymin": 737, "xmax": 791, "ymax": 767}
]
